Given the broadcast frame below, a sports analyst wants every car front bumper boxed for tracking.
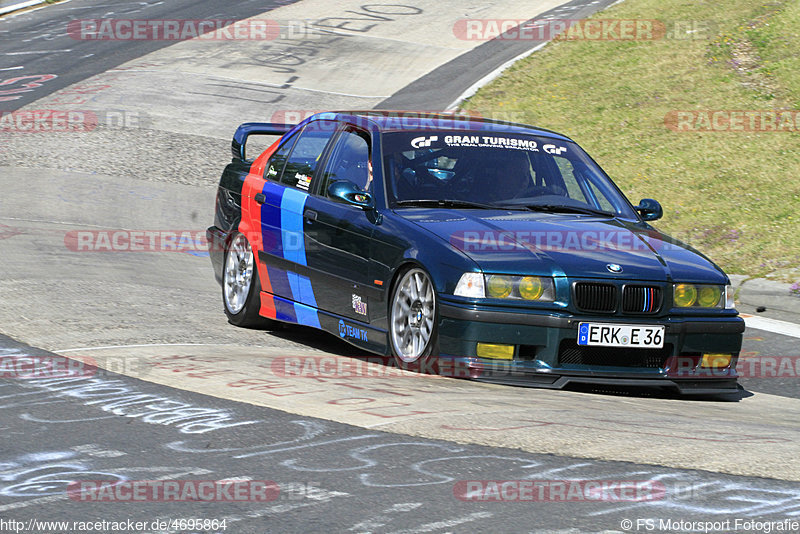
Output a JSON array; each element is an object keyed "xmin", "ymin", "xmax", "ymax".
[{"xmin": 437, "ymin": 301, "xmax": 745, "ymax": 394}]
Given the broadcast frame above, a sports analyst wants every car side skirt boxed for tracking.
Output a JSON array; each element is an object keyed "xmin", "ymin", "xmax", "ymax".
[{"xmin": 258, "ymin": 290, "xmax": 390, "ymax": 355}]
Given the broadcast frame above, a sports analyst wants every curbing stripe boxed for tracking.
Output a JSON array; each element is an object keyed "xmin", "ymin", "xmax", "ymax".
[
  {"xmin": 0, "ymin": 0, "xmax": 47, "ymax": 16},
  {"xmin": 741, "ymin": 314, "xmax": 800, "ymax": 339}
]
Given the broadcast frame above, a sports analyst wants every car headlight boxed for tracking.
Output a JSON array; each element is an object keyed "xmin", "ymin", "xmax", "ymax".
[
  {"xmin": 674, "ymin": 284, "xmax": 697, "ymax": 307},
  {"xmin": 454, "ymin": 272, "xmax": 484, "ymax": 298},
  {"xmin": 697, "ymin": 285, "xmax": 721, "ymax": 307},
  {"xmin": 519, "ymin": 276, "xmax": 545, "ymax": 300},
  {"xmin": 486, "ymin": 275, "xmax": 513, "ymax": 298},
  {"xmin": 673, "ymin": 283, "xmax": 726, "ymax": 308},
  {"xmin": 725, "ymin": 284, "xmax": 736, "ymax": 309},
  {"xmin": 454, "ymin": 273, "xmax": 555, "ymax": 302}
]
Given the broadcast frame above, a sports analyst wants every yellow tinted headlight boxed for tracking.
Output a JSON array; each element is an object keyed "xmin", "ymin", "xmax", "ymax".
[
  {"xmin": 674, "ymin": 284, "xmax": 697, "ymax": 307},
  {"xmin": 486, "ymin": 275, "xmax": 513, "ymax": 298},
  {"xmin": 519, "ymin": 276, "xmax": 545, "ymax": 300},
  {"xmin": 479, "ymin": 274, "xmax": 556, "ymax": 302},
  {"xmin": 697, "ymin": 286, "xmax": 722, "ymax": 307}
]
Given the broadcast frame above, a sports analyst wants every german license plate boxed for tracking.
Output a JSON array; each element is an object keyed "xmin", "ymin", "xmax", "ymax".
[{"xmin": 577, "ymin": 322, "xmax": 665, "ymax": 349}]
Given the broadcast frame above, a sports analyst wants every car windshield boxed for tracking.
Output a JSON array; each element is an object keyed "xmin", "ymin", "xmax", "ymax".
[{"xmin": 382, "ymin": 131, "xmax": 637, "ymax": 218}]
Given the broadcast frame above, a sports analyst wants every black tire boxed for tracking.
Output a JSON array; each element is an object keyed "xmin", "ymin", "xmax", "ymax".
[
  {"xmin": 222, "ymin": 232, "xmax": 276, "ymax": 329},
  {"xmin": 388, "ymin": 266, "xmax": 440, "ymax": 373}
]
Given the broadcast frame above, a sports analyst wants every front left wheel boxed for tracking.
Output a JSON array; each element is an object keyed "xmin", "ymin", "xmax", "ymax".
[
  {"xmin": 223, "ymin": 232, "xmax": 274, "ymax": 328},
  {"xmin": 389, "ymin": 266, "xmax": 439, "ymax": 371}
]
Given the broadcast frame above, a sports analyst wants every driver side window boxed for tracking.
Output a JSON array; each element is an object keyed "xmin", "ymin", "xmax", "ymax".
[{"xmin": 318, "ymin": 128, "xmax": 371, "ymax": 199}]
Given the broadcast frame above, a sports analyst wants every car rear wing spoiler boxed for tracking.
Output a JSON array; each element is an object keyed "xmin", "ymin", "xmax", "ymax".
[{"xmin": 231, "ymin": 122, "xmax": 295, "ymax": 161}]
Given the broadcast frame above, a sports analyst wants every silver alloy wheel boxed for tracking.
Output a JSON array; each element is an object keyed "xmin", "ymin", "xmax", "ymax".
[
  {"xmin": 390, "ymin": 268, "xmax": 436, "ymax": 362},
  {"xmin": 224, "ymin": 233, "xmax": 254, "ymax": 315}
]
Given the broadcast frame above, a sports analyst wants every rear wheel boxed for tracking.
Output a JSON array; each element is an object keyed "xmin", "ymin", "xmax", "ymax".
[
  {"xmin": 223, "ymin": 232, "xmax": 275, "ymax": 328},
  {"xmin": 389, "ymin": 267, "xmax": 439, "ymax": 371}
]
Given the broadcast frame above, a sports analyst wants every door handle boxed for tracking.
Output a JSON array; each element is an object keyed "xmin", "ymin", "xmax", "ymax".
[
  {"xmin": 255, "ymin": 193, "xmax": 266, "ymax": 205},
  {"xmin": 304, "ymin": 209, "xmax": 318, "ymax": 221}
]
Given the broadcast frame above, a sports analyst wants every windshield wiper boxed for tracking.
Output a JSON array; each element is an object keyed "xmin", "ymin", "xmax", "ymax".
[
  {"xmin": 512, "ymin": 204, "xmax": 616, "ymax": 217},
  {"xmin": 394, "ymin": 199, "xmax": 511, "ymax": 210}
]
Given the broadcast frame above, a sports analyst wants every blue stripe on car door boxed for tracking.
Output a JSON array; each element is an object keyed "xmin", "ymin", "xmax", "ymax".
[
  {"xmin": 260, "ymin": 182, "xmax": 285, "ymax": 257},
  {"xmin": 280, "ymin": 188, "xmax": 308, "ymax": 267}
]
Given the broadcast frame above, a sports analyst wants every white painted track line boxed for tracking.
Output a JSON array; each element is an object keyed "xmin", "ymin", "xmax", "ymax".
[{"xmin": 741, "ymin": 314, "xmax": 800, "ymax": 339}]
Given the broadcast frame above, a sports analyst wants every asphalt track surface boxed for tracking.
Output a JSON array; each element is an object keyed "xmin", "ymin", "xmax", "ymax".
[
  {"xmin": 2, "ymin": 1, "xmax": 800, "ymax": 532},
  {"xmin": 3, "ymin": 334, "xmax": 800, "ymax": 534},
  {"xmin": 0, "ymin": 0, "xmax": 301, "ymax": 112}
]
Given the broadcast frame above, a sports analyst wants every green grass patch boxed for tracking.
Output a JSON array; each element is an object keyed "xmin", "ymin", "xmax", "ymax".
[{"xmin": 463, "ymin": 0, "xmax": 800, "ymax": 280}]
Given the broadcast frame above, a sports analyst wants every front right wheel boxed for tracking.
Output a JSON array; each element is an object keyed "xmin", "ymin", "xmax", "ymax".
[{"xmin": 389, "ymin": 267, "xmax": 438, "ymax": 371}]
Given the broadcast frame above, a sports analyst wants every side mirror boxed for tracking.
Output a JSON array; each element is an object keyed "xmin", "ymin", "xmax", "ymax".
[
  {"xmin": 327, "ymin": 180, "xmax": 375, "ymax": 209},
  {"xmin": 636, "ymin": 198, "xmax": 663, "ymax": 221}
]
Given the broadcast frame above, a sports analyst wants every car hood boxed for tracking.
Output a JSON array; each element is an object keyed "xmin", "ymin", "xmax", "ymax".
[{"xmin": 398, "ymin": 209, "xmax": 727, "ymax": 282}]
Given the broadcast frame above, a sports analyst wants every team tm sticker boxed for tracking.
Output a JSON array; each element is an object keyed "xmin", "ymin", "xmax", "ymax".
[
  {"xmin": 352, "ymin": 294, "xmax": 367, "ymax": 315},
  {"xmin": 339, "ymin": 319, "xmax": 368, "ymax": 342}
]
